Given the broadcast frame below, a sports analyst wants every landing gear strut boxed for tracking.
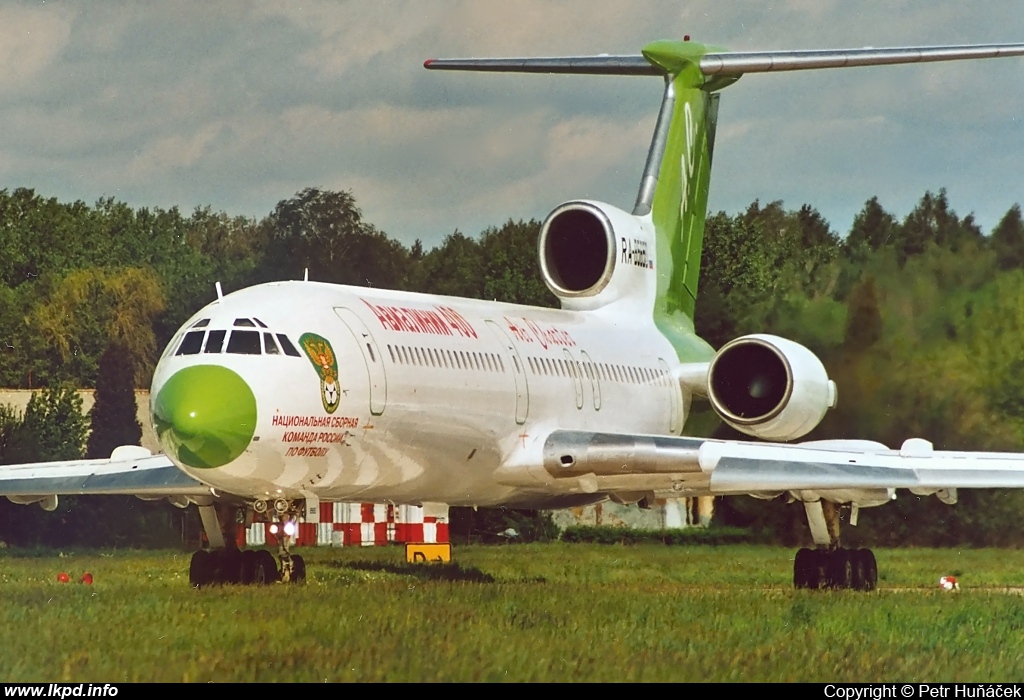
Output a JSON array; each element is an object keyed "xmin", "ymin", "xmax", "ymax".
[
  {"xmin": 188, "ymin": 499, "xmax": 306, "ymax": 588},
  {"xmin": 793, "ymin": 500, "xmax": 878, "ymax": 591}
]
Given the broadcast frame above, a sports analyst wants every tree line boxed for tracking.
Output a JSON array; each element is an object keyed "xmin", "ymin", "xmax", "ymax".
[{"xmin": 3, "ymin": 184, "xmax": 1024, "ymax": 546}]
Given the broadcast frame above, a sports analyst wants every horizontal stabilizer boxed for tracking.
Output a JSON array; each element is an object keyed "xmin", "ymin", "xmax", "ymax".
[
  {"xmin": 424, "ymin": 56, "xmax": 657, "ymax": 75},
  {"xmin": 425, "ymin": 42, "xmax": 1024, "ymax": 77},
  {"xmin": 700, "ymin": 43, "xmax": 1024, "ymax": 75}
]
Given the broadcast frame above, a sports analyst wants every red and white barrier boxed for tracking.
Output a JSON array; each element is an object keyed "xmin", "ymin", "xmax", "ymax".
[{"xmin": 243, "ymin": 502, "xmax": 449, "ymax": 547}]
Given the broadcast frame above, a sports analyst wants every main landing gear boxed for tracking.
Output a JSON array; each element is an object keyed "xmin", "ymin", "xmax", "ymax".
[
  {"xmin": 793, "ymin": 500, "xmax": 878, "ymax": 591},
  {"xmin": 188, "ymin": 500, "xmax": 307, "ymax": 588}
]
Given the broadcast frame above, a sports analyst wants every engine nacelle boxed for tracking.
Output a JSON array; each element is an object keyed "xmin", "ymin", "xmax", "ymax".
[
  {"xmin": 707, "ymin": 334, "xmax": 837, "ymax": 441},
  {"xmin": 539, "ymin": 200, "xmax": 655, "ymax": 311}
]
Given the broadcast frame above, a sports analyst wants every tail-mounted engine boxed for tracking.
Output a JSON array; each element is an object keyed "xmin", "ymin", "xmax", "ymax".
[
  {"xmin": 706, "ymin": 334, "xmax": 837, "ymax": 441},
  {"xmin": 539, "ymin": 200, "xmax": 655, "ymax": 311}
]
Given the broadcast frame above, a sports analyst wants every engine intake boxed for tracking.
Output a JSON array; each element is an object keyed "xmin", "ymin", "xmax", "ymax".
[
  {"xmin": 540, "ymin": 202, "xmax": 615, "ymax": 297},
  {"xmin": 707, "ymin": 334, "xmax": 836, "ymax": 441}
]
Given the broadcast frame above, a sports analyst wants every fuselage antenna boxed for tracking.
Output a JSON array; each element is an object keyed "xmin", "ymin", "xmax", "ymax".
[
  {"xmin": 304, "ymin": 268, "xmax": 309, "ymax": 282},
  {"xmin": 215, "ymin": 282, "xmax": 223, "ymax": 300}
]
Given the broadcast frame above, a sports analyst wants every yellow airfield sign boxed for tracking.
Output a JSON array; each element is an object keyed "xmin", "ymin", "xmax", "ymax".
[{"xmin": 405, "ymin": 543, "xmax": 452, "ymax": 563}]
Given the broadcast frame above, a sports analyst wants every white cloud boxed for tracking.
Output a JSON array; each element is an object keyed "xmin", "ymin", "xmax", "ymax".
[{"xmin": 0, "ymin": 5, "xmax": 73, "ymax": 93}]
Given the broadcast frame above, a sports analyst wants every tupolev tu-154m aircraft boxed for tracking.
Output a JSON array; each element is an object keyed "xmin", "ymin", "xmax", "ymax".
[{"xmin": 7, "ymin": 38, "xmax": 1024, "ymax": 590}]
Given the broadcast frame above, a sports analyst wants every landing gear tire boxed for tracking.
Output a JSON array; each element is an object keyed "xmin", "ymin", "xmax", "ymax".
[
  {"xmin": 290, "ymin": 555, "xmax": 306, "ymax": 584},
  {"xmin": 808, "ymin": 549, "xmax": 829, "ymax": 590},
  {"xmin": 240, "ymin": 550, "xmax": 258, "ymax": 585},
  {"xmin": 254, "ymin": 549, "xmax": 279, "ymax": 585},
  {"xmin": 792, "ymin": 547, "xmax": 878, "ymax": 591},
  {"xmin": 851, "ymin": 548, "xmax": 878, "ymax": 591},
  {"xmin": 794, "ymin": 548, "xmax": 813, "ymax": 589},
  {"xmin": 218, "ymin": 549, "xmax": 243, "ymax": 585},
  {"xmin": 827, "ymin": 548, "xmax": 853, "ymax": 590},
  {"xmin": 189, "ymin": 550, "xmax": 213, "ymax": 588}
]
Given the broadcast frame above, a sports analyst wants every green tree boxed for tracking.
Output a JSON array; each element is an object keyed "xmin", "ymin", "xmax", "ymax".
[
  {"xmin": 480, "ymin": 219, "xmax": 556, "ymax": 307},
  {"xmin": 86, "ymin": 342, "xmax": 142, "ymax": 460},
  {"xmin": 29, "ymin": 267, "xmax": 165, "ymax": 386},
  {"xmin": 0, "ymin": 404, "xmax": 22, "ymax": 465},
  {"xmin": 410, "ymin": 231, "xmax": 484, "ymax": 298},
  {"xmin": 19, "ymin": 386, "xmax": 88, "ymax": 462},
  {"xmin": 262, "ymin": 188, "xmax": 410, "ymax": 288},
  {"xmin": 843, "ymin": 275, "xmax": 883, "ymax": 352},
  {"xmin": 844, "ymin": 196, "xmax": 898, "ymax": 258},
  {"xmin": 992, "ymin": 204, "xmax": 1024, "ymax": 270}
]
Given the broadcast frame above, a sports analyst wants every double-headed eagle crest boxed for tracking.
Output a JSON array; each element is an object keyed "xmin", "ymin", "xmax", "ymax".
[{"xmin": 299, "ymin": 332, "xmax": 341, "ymax": 414}]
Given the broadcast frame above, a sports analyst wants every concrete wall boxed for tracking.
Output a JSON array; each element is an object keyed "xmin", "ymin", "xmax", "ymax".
[
  {"xmin": 0, "ymin": 390, "xmax": 159, "ymax": 454},
  {"xmin": 548, "ymin": 497, "xmax": 715, "ymax": 530}
]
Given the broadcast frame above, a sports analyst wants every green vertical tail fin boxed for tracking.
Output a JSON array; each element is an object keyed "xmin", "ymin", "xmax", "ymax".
[{"xmin": 636, "ymin": 41, "xmax": 736, "ymax": 359}]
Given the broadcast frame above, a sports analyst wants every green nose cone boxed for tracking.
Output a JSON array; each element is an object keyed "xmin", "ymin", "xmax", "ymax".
[{"xmin": 153, "ymin": 365, "xmax": 257, "ymax": 469}]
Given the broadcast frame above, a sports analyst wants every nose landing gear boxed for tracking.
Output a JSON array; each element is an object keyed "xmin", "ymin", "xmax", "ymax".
[{"xmin": 188, "ymin": 500, "xmax": 307, "ymax": 588}]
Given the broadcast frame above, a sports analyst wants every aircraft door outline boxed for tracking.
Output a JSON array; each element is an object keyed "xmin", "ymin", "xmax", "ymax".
[
  {"xmin": 334, "ymin": 307, "xmax": 388, "ymax": 416},
  {"xmin": 563, "ymin": 348, "xmax": 584, "ymax": 410},
  {"xmin": 658, "ymin": 357, "xmax": 681, "ymax": 434},
  {"xmin": 485, "ymin": 320, "xmax": 529, "ymax": 425},
  {"xmin": 580, "ymin": 349, "xmax": 601, "ymax": 411}
]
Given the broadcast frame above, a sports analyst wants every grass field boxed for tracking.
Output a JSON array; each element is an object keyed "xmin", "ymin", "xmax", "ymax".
[{"xmin": 2, "ymin": 543, "xmax": 1024, "ymax": 682}]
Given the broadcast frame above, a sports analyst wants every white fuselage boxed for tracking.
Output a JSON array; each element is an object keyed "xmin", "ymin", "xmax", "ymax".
[{"xmin": 151, "ymin": 281, "xmax": 691, "ymax": 507}]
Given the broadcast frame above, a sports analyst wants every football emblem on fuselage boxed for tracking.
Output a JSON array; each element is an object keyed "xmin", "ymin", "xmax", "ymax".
[{"xmin": 299, "ymin": 332, "xmax": 341, "ymax": 414}]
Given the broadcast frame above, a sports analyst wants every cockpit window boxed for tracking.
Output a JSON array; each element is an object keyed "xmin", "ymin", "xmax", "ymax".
[
  {"xmin": 191, "ymin": 319, "xmax": 210, "ymax": 328},
  {"xmin": 226, "ymin": 330, "xmax": 261, "ymax": 354},
  {"xmin": 263, "ymin": 332, "xmax": 280, "ymax": 355},
  {"xmin": 233, "ymin": 318, "xmax": 256, "ymax": 327},
  {"xmin": 204, "ymin": 329, "xmax": 226, "ymax": 354},
  {"xmin": 254, "ymin": 318, "xmax": 268, "ymax": 328},
  {"xmin": 176, "ymin": 330, "xmax": 206, "ymax": 355},
  {"xmin": 277, "ymin": 334, "xmax": 301, "ymax": 357}
]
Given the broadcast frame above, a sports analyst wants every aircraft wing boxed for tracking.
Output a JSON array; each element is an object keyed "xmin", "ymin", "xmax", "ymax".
[
  {"xmin": 526, "ymin": 430, "xmax": 1024, "ymax": 495},
  {"xmin": 0, "ymin": 449, "xmax": 213, "ymax": 509}
]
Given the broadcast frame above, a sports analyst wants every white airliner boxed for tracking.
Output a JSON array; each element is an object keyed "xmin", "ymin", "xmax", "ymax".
[{"xmin": 7, "ymin": 39, "xmax": 1024, "ymax": 591}]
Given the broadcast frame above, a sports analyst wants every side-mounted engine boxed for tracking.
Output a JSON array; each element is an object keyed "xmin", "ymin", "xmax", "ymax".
[
  {"xmin": 539, "ymin": 200, "xmax": 656, "ymax": 311},
  {"xmin": 705, "ymin": 334, "xmax": 837, "ymax": 441}
]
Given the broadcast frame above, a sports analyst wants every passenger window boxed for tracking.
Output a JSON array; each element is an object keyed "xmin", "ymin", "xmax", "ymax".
[
  {"xmin": 227, "ymin": 330, "xmax": 261, "ymax": 354},
  {"xmin": 264, "ymin": 333, "xmax": 280, "ymax": 355},
  {"xmin": 388, "ymin": 345, "xmax": 396, "ymax": 362},
  {"xmin": 204, "ymin": 330, "xmax": 226, "ymax": 354},
  {"xmin": 497, "ymin": 355, "xmax": 505, "ymax": 372},
  {"xmin": 176, "ymin": 331, "xmax": 205, "ymax": 355},
  {"xmin": 233, "ymin": 318, "xmax": 256, "ymax": 327},
  {"xmin": 277, "ymin": 334, "xmax": 301, "ymax": 357}
]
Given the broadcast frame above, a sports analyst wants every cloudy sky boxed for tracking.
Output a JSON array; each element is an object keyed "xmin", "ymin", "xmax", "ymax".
[{"xmin": 3, "ymin": 1, "xmax": 1024, "ymax": 248}]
